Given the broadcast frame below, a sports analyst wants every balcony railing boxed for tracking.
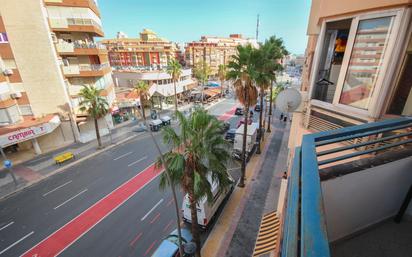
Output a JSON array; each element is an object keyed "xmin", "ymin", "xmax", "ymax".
[
  {"xmin": 79, "ymin": 63, "xmax": 110, "ymax": 72},
  {"xmin": 67, "ymin": 18, "xmax": 102, "ymax": 31},
  {"xmin": 281, "ymin": 117, "xmax": 412, "ymax": 257}
]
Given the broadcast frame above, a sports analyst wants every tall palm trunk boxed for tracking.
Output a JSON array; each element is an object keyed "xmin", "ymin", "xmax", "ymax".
[
  {"xmin": 94, "ymin": 118, "xmax": 102, "ymax": 147},
  {"xmin": 239, "ymin": 84, "xmax": 249, "ymax": 188},
  {"xmin": 267, "ymin": 81, "xmax": 273, "ymax": 133},
  {"xmin": 220, "ymin": 79, "xmax": 224, "ymax": 98},
  {"xmin": 173, "ymin": 80, "xmax": 178, "ymax": 115},
  {"xmin": 140, "ymin": 94, "xmax": 146, "ymax": 120},
  {"xmin": 188, "ymin": 171, "xmax": 201, "ymax": 257},
  {"xmin": 256, "ymin": 86, "xmax": 264, "ymax": 154},
  {"xmin": 139, "ymin": 109, "xmax": 184, "ymax": 257}
]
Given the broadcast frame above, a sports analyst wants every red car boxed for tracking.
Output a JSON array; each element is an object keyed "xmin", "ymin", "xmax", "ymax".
[{"xmin": 237, "ymin": 118, "xmax": 253, "ymax": 128}]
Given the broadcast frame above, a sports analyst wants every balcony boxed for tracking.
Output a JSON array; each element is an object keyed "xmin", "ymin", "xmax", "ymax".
[
  {"xmin": 44, "ymin": 0, "xmax": 100, "ymax": 18},
  {"xmin": 56, "ymin": 40, "xmax": 107, "ymax": 56},
  {"xmin": 63, "ymin": 63, "xmax": 110, "ymax": 77},
  {"xmin": 49, "ymin": 18, "xmax": 104, "ymax": 37},
  {"xmin": 281, "ymin": 117, "xmax": 412, "ymax": 257}
]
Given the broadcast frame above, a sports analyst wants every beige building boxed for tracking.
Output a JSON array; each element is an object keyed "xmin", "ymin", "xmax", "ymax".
[
  {"xmin": 289, "ymin": 0, "xmax": 412, "ymax": 155},
  {"xmin": 185, "ymin": 34, "xmax": 258, "ymax": 74},
  {"xmin": 0, "ymin": 0, "xmax": 115, "ymax": 160},
  {"xmin": 101, "ymin": 29, "xmax": 181, "ymax": 68}
]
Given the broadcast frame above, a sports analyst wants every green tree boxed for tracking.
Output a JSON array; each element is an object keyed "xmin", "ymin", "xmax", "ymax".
[
  {"xmin": 167, "ymin": 59, "xmax": 182, "ymax": 115},
  {"xmin": 252, "ymin": 42, "xmax": 276, "ymax": 154},
  {"xmin": 79, "ymin": 85, "xmax": 109, "ymax": 148},
  {"xmin": 133, "ymin": 81, "xmax": 150, "ymax": 120},
  {"xmin": 264, "ymin": 36, "xmax": 288, "ymax": 133},
  {"xmin": 193, "ymin": 61, "xmax": 211, "ymax": 105},
  {"xmin": 218, "ymin": 64, "xmax": 227, "ymax": 98},
  {"xmin": 227, "ymin": 45, "xmax": 258, "ymax": 187},
  {"xmin": 157, "ymin": 109, "xmax": 232, "ymax": 257}
]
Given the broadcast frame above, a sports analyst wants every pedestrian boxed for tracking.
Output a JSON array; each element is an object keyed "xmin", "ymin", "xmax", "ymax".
[{"xmin": 280, "ymin": 113, "xmax": 284, "ymax": 120}]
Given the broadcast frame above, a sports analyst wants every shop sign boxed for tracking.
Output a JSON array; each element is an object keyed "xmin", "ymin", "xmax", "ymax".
[{"xmin": 0, "ymin": 116, "xmax": 61, "ymax": 147}]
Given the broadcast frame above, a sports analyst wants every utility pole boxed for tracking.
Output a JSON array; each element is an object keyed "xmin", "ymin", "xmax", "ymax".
[{"xmin": 256, "ymin": 14, "xmax": 260, "ymax": 42}]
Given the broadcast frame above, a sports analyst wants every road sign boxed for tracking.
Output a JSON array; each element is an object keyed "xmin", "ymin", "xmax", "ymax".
[{"xmin": 3, "ymin": 159, "xmax": 12, "ymax": 169}]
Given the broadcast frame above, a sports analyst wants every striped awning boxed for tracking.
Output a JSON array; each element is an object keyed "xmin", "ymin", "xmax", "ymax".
[{"xmin": 253, "ymin": 211, "xmax": 280, "ymax": 257}]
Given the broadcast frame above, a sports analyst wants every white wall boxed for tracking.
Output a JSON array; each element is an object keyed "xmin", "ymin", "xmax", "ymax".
[
  {"xmin": 78, "ymin": 114, "xmax": 112, "ymax": 143},
  {"xmin": 321, "ymin": 156, "xmax": 412, "ymax": 242}
]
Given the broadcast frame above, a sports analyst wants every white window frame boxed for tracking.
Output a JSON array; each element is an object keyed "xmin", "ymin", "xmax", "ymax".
[{"xmin": 309, "ymin": 7, "xmax": 406, "ymax": 119}]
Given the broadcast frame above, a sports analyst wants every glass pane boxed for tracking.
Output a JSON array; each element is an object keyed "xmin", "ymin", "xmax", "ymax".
[{"xmin": 339, "ymin": 16, "xmax": 394, "ymax": 109}]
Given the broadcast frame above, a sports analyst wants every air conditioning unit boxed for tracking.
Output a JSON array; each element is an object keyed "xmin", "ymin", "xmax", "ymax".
[
  {"xmin": 2, "ymin": 69, "xmax": 13, "ymax": 76},
  {"xmin": 10, "ymin": 92, "xmax": 22, "ymax": 99}
]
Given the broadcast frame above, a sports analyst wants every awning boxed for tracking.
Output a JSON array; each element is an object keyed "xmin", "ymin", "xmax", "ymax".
[{"xmin": 0, "ymin": 115, "xmax": 61, "ymax": 147}]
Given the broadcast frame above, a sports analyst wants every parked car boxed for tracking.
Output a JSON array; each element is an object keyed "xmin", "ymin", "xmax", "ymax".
[
  {"xmin": 182, "ymin": 173, "xmax": 234, "ymax": 228},
  {"xmin": 160, "ymin": 115, "xmax": 171, "ymax": 126},
  {"xmin": 234, "ymin": 107, "xmax": 244, "ymax": 116},
  {"xmin": 236, "ymin": 118, "xmax": 253, "ymax": 128},
  {"xmin": 254, "ymin": 104, "xmax": 261, "ymax": 112},
  {"xmin": 225, "ymin": 128, "xmax": 237, "ymax": 143},
  {"xmin": 232, "ymin": 123, "xmax": 258, "ymax": 162},
  {"xmin": 149, "ymin": 119, "xmax": 163, "ymax": 131},
  {"xmin": 151, "ymin": 228, "xmax": 193, "ymax": 257}
]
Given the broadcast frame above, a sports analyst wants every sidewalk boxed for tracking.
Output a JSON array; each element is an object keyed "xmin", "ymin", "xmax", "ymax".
[
  {"xmin": 202, "ymin": 111, "xmax": 291, "ymax": 257},
  {"xmin": 0, "ymin": 99, "xmax": 225, "ymax": 200}
]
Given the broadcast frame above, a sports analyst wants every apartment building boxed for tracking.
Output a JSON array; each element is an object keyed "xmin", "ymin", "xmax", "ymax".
[
  {"xmin": 0, "ymin": 0, "xmax": 115, "ymax": 159},
  {"xmin": 112, "ymin": 68, "xmax": 196, "ymax": 111},
  {"xmin": 185, "ymin": 34, "xmax": 258, "ymax": 74},
  {"xmin": 101, "ymin": 29, "xmax": 181, "ymax": 68},
  {"xmin": 261, "ymin": 2, "xmax": 412, "ymax": 257},
  {"xmin": 289, "ymin": 0, "xmax": 412, "ymax": 151}
]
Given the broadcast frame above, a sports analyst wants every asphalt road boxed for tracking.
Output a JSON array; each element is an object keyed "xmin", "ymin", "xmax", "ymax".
[{"xmin": 0, "ymin": 98, "xmax": 250, "ymax": 257}]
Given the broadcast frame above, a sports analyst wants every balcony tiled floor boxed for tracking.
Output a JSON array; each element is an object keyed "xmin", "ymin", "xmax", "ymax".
[{"xmin": 331, "ymin": 217, "xmax": 412, "ymax": 257}]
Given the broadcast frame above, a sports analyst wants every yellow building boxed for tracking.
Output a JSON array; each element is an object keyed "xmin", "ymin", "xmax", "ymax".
[
  {"xmin": 289, "ymin": 0, "xmax": 412, "ymax": 155},
  {"xmin": 101, "ymin": 29, "xmax": 181, "ymax": 68},
  {"xmin": 185, "ymin": 34, "xmax": 258, "ymax": 74},
  {"xmin": 0, "ymin": 0, "xmax": 115, "ymax": 159}
]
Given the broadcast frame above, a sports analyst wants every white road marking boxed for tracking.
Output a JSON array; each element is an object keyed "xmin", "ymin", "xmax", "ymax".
[
  {"xmin": 0, "ymin": 221, "xmax": 14, "ymax": 232},
  {"xmin": 43, "ymin": 180, "xmax": 73, "ymax": 197},
  {"xmin": 141, "ymin": 199, "xmax": 164, "ymax": 221},
  {"xmin": 127, "ymin": 156, "xmax": 147, "ymax": 167},
  {"xmin": 53, "ymin": 189, "xmax": 88, "ymax": 210},
  {"xmin": 0, "ymin": 231, "xmax": 34, "ymax": 255},
  {"xmin": 113, "ymin": 151, "xmax": 133, "ymax": 161}
]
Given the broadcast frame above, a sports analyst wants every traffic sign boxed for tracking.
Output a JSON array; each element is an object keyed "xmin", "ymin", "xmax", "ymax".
[{"xmin": 3, "ymin": 159, "xmax": 12, "ymax": 169}]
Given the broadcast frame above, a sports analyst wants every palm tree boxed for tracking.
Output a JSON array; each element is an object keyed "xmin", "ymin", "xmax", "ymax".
[
  {"xmin": 227, "ymin": 45, "xmax": 258, "ymax": 187},
  {"xmin": 157, "ymin": 109, "xmax": 232, "ymax": 257},
  {"xmin": 133, "ymin": 81, "xmax": 150, "ymax": 120},
  {"xmin": 252, "ymin": 41, "xmax": 276, "ymax": 154},
  {"xmin": 193, "ymin": 61, "xmax": 211, "ymax": 105},
  {"xmin": 167, "ymin": 59, "xmax": 182, "ymax": 115},
  {"xmin": 218, "ymin": 64, "xmax": 226, "ymax": 98},
  {"xmin": 79, "ymin": 85, "xmax": 109, "ymax": 148},
  {"xmin": 134, "ymin": 100, "xmax": 185, "ymax": 257},
  {"xmin": 265, "ymin": 36, "xmax": 288, "ymax": 133}
]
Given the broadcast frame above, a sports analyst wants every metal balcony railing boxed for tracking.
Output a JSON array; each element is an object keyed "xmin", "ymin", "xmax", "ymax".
[
  {"xmin": 67, "ymin": 18, "xmax": 102, "ymax": 31},
  {"xmin": 281, "ymin": 117, "xmax": 412, "ymax": 257},
  {"xmin": 79, "ymin": 63, "xmax": 110, "ymax": 72}
]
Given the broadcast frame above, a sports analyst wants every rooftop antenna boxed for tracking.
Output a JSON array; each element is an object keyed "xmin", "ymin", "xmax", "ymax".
[{"xmin": 256, "ymin": 14, "xmax": 260, "ymax": 42}]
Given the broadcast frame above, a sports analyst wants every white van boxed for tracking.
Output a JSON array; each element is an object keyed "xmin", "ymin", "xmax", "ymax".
[
  {"xmin": 232, "ymin": 123, "xmax": 258, "ymax": 161},
  {"xmin": 182, "ymin": 173, "xmax": 234, "ymax": 228}
]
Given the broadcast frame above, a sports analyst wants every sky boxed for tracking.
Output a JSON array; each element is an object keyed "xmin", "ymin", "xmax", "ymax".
[{"xmin": 98, "ymin": 0, "xmax": 312, "ymax": 54}]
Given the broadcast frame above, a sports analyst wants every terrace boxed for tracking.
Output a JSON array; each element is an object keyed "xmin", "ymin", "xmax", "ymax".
[{"xmin": 281, "ymin": 117, "xmax": 412, "ymax": 257}]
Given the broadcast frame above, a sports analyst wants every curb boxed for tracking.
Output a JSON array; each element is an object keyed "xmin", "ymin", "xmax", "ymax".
[
  {"xmin": 202, "ymin": 124, "xmax": 275, "ymax": 257},
  {"xmin": 0, "ymin": 134, "xmax": 138, "ymax": 201}
]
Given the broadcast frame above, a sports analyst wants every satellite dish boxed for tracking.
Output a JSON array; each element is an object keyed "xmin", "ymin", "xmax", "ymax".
[{"xmin": 275, "ymin": 88, "xmax": 302, "ymax": 113}]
